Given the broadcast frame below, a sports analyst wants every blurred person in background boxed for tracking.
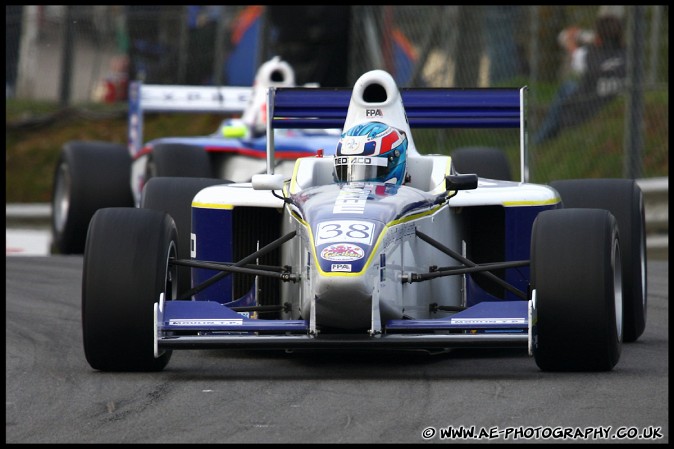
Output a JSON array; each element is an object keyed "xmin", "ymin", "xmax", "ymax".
[
  {"xmin": 532, "ymin": 6, "xmax": 626, "ymax": 146},
  {"xmin": 266, "ymin": 5, "xmax": 351, "ymax": 87},
  {"xmin": 186, "ymin": 6, "xmax": 225, "ymax": 85}
]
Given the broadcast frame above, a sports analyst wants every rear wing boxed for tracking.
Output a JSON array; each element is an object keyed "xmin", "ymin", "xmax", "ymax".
[
  {"xmin": 265, "ymin": 87, "xmax": 529, "ymax": 182},
  {"xmin": 127, "ymin": 81, "xmax": 252, "ymax": 157}
]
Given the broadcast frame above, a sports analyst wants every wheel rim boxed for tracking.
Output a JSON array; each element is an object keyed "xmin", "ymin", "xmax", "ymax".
[
  {"xmin": 145, "ymin": 156, "xmax": 156, "ymax": 180},
  {"xmin": 53, "ymin": 162, "xmax": 71, "ymax": 234},
  {"xmin": 165, "ymin": 240, "xmax": 178, "ymax": 301},
  {"xmin": 638, "ymin": 195, "xmax": 647, "ymax": 309},
  {"xmin": 613, "ymin": 238, "xmax": 623, "ymax": 342}
]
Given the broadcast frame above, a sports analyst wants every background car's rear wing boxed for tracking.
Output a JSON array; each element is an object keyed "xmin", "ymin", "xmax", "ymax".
[
  {"xmin": 127, "ymin": 81, "xmax": 251, "ymax": 157},
  {"xmin": 266, "ymin": 86, "xmax": 529, "ymax": 182}
]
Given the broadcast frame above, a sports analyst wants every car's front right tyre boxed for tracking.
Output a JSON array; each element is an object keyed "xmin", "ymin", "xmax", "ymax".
[{"xmin": 82, "ymin": 207, "xmax": 177, "ymax": 372}]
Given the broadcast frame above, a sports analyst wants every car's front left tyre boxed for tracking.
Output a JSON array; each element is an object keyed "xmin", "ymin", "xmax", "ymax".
[
  {"xmin": 549, "ymin": 179, "xmax": 647, "ymax": 343},
  {"xmin": 531, "ymin": 208, "xmax": 622, "ymax": 372}
]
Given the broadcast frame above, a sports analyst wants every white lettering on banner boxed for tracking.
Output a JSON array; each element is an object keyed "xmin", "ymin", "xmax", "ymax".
[
  {"xmin": 333, "ymin": 185, "xmax": 371, "ymax": 214},
  {"xmin": 335, "ymin": 156, "xmax": 387, "ymax": 166},
  {"xmin": 169, "ymin": 319, "xmax": 243, "ymax": 326},
  {"xmin": 451, "ymin": 318, "xmax": 527, "ymax": 325}
]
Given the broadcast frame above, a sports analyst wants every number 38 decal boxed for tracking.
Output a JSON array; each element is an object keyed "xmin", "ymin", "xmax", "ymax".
[{"xmin": 315, "ymin": 220, "xmax": 375, "ymax": 246}]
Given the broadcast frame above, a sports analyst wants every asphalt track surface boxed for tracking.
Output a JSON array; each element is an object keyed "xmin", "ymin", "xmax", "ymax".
[{"xmin": 5, "ymin": 256, "xmax": 669, "ymax": 444}]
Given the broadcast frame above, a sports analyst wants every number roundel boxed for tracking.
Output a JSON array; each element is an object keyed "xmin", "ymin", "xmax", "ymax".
[{"xmin": 314, "ymin": 220, "xmax": 374, "ymax": 246}]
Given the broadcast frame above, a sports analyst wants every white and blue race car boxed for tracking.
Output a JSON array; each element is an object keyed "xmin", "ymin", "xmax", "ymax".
[
  {"xmin": 51, "ymin": 56, "xmax": 340, "ymax": 254},
  {"xmin": 82, "ymin": 69, "xmax": 647, "ymax": 372}
]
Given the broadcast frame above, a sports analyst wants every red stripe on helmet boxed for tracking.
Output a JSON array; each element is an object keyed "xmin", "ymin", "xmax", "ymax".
[{"xmin": 380, "ymin": 129, "xmax": 399, "ymax": 154}]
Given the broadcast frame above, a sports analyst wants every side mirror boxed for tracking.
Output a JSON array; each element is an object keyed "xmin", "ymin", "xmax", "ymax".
[
  {"xmin": 445, "ymin": 173, "xmax": 478, "ymax": 192},
  {"xmin": 252, "ymin": 173, "xmax": 285, "ymax": 190}
]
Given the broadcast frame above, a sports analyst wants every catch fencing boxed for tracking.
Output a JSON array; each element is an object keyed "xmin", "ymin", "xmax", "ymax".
[{"xmin": 6, "ymin": 6, "xmax": 668, "ymax": 183}]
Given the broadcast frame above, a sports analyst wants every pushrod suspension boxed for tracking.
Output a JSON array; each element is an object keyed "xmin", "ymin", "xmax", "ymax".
[
  {"xmin": 176, "ymin": 230, "xmax": 297, "ymax": 300},
  {"xmin": 414, "ymin": 230, "xmax": 528, "ymax": 300}
]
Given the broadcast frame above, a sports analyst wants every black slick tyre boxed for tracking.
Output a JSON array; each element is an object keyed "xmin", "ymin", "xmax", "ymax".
[
  {"xmin": 51, "ymin": 141, "xmax": 133, "ymax": 254},
  {"xmin": 549, "ymin": 179, "xmax": 647, "ymax": 342},
  {"xmin": 82, "ymin": 207, "xmax": 177, "ymax": 372},
  {"xmin": 450, "ymin": 147, "xmax": 512, "ymax": 180},
  {"xmin": 141, "ymin": 177, "xmax": 230, "ymax": 297},
  {"xmin": 146, "ymin": 143, "xmax": 213, "ymax": 178},
  {"xmin": 531, "ymin": 208, "xmax": 622, "ymax": 372}
]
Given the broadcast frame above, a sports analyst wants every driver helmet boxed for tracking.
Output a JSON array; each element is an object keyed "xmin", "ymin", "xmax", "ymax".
[{"xmin": 334, "ymin": 122, "xmax": 408, "ymax": 185}]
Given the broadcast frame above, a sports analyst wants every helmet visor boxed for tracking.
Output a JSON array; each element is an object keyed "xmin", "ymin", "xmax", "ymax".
[{"xmin": 334, "ymin": 156, "xmax": 389, "ymax": 183}]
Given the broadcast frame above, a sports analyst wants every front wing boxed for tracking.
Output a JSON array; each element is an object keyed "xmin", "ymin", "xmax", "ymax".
[{"xmin": 154, "ymin": 294, "xmax": 531, "ymax": 354}]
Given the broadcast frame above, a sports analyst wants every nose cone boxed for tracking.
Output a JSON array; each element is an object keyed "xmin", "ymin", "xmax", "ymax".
[{"xmin": 314, "ymin": 275, "xmax": 373, "ymax": 330}]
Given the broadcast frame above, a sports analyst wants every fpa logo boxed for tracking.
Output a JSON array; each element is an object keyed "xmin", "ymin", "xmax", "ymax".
[
  {"xmin": 331, "ymin": 263, "xmax": 352, "ymax": 272},
  {"xmin": 366, "ymin": 109, "xmax": 383, "ymax": 117}
]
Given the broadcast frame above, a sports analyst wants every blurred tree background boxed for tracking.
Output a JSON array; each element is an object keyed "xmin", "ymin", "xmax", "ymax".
[{"xmin": 6, "ymin": 5, "xmax": 668, "ymax": 202}]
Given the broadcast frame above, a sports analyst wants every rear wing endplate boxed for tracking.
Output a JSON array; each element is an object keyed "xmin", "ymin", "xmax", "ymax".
[
  {"xmin": 127, "ymin": 81, "xmax": 252, "ymax": 157},
  {"xmin": 265, "ymin": 86, "xmax": 528, "ymax": 182}
]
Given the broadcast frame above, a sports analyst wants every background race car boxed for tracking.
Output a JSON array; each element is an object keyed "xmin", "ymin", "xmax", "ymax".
[{"xmin": 51, "ymin": 57, "xmax": 340, "ymax": 255}]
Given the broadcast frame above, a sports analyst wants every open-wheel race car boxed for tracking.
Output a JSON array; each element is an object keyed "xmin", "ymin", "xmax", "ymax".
[
  {"xmin": 82, "ymin": 69, "xmax": 647, "ymax": 373},
  {"xmin": 51, "ymin": 56, "xmax": 340, "ymax": 254}
]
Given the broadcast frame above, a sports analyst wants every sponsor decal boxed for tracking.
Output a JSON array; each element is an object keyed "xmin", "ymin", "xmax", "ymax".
[
  {"xmin": 343, "ymin": 137, "xmax": 360, "ymax": 154},
  {"xmin": 381, "ymin": 222, "xmax": 415, "ymax": 248},
  {"xmin": 450, "ymin": 318, "xmax": 526, "ymax": 325},
  {"xmin": 335, "ymin": 156, "xmax": 388, "ymax": 166},
  {"xmin": 333, "ymin": 184, "xmax": 371, "ymax": 214},
  {"xmin": 169, "ymin": 319, "xmax": 243, "ymax": 326},
  {"xmin": 366, "ymin": 108, "xmax": 383, "ymax": 117},
  {"xmin": 331, "ymin": 263, "xmax": 352, "ymax": 272},
  {"xmin": 320, "ymin": 243, "xmax": 364, "ymax": 262}
]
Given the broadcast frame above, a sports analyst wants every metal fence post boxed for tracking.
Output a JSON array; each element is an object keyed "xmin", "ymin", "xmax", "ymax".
[
  {"xmin": 624, "ymin": 5, "xmax": 646, "ymax": 179},
  {"xmin": 59, "ymin": 5, "xmax": 75, "ymax": 107}
]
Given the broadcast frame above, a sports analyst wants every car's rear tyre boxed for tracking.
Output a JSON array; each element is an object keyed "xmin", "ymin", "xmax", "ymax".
[
  {"xmin": 141, "ymin": 177, "xmax": 230, "ymax": 297},
  {"xmin": 549, "ymin": 179, "xmax": 647, "ymax": 342},
  {"xmin": 82, "ymin": 207, "xmax": 177, "ymax": 372},
  {"xmin": 145, "ymin": 143, "xmax": 213, "ymax": 179},
  {"xmin": 450, "ymin": 147, "xmax": 512, "ymax": 180},
  {"xmin": 531, "ymin": 208, "xmax": 622, "ymax": 372},
  {"xmin": 51, "ymin": 141, "xmax": 133, "ymax": 254}
]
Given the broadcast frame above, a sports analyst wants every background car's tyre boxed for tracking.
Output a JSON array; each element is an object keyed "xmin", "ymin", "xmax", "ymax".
[
  {"xmin": 450, "ymin": 147, "xmax": 512, "ymax": 180},
  {"xmin": 82, "ymin": 207, "xmax": 177, "ymax": 372},
  {"xmin": 549, "ymin": 179, "xmax": 647, "ymax": 342},
  {"xmin": 141, "ymin": 177, "xmax": 230, "ymax": 297},
  {"xmin": 145, "ymin": 143, "xmax": 213, "ymax": 179},
  {"xmin": 531, "ymin": 208, "xmax": 622, "ymax": 372},
  {"xmin": 51, "ymin": 141, "xmax": 133, "ymax": 254}
]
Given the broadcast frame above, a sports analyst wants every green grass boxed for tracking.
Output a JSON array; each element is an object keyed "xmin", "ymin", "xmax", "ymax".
[
  {"xmin": 5, "ymin": 88, "xmax": 668, "ymax": 203},
  {"xmin": 6, "ymin": 108, "xmax": 224, "ymax": 203},
  {"xmin": 415, "ymin": 88, "xmax": 669, "ymax": 183}
]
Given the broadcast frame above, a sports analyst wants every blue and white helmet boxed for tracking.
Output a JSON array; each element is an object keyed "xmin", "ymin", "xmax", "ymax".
[{"xmin": 334, "ymin": 122, "xmax": 408, "ymax": 185}]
